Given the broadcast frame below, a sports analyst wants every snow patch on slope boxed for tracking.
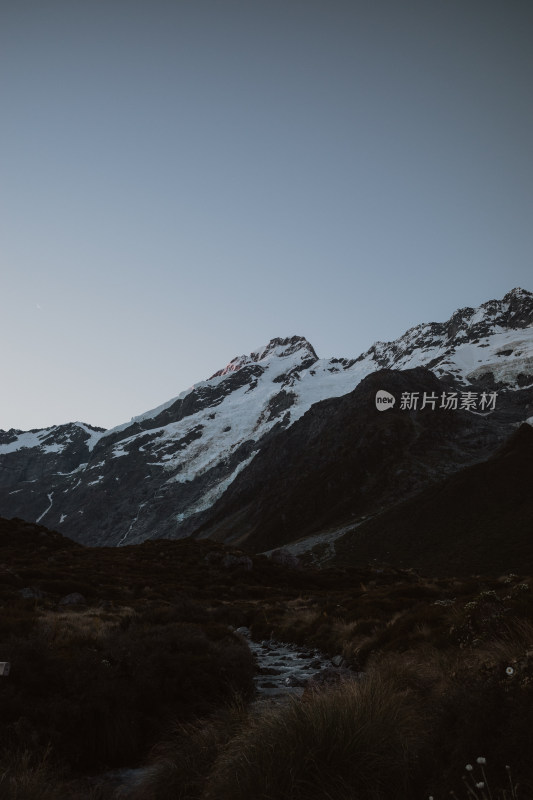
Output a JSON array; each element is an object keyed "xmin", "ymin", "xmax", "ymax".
[{"xmin": 0, "ymin": 430, "xmax": 55, "ymax": 454}]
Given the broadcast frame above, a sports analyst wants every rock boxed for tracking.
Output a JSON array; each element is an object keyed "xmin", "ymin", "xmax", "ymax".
[
  {"xmin": 235, "ymin": 626, "xmax": 250, "ymax": 636},
  {"xmin": 19, "ymin": 587, "xmax": 45, "ymax": 600},
  {"xmin": 331, "ymin": 655, "xmax": 344, "ymax": 667},
  {"xmin": 204, "ymin": 551, "xmax": 223, "ymax": 565},
  {"xmin": 222, "ymin": 553, "xmax": 253, "ymax": 571},
  {"xmin": 58, "ymin": 592, "xmax": 86, "ymax": 606},
  {"xmin": 284, "ymin": 675, "xmax": 307, "ymax": 688},
  {"xmin": 269, "ymin": 548, "xmax": 302, "ymax": 569}
]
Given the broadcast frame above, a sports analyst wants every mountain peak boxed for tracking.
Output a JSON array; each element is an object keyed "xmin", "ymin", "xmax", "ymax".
[
  {"xmin": 210, "ymin": 336, "xmax": 318, "ymax": 379},
  {"xmin": 503, "ymin": 287, "xmax": 532, "ymax": 302}
]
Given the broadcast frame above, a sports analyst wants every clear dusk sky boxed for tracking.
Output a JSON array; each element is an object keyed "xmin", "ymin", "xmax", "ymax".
[{"xmin": 1, "ymin": 0, "xmax": 532, "ymax": 431}]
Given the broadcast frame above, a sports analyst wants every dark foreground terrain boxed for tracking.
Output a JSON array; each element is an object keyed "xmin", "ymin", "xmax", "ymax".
[{"xmin": 1, "ymin": 516, "xmax": 533, "ymax": 799}]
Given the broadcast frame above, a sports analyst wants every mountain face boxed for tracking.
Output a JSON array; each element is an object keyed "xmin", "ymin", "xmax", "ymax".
[
  {"xmin": 0, "ymin": 288, "xmax": 532, "ymax": 549},
  {"xmin": 189, "ymin": 367, "xmax": 531, "ymax": 553},
  {"xmin": 331, "ymin": 421, "xmax": 533, "ymax": 576}
]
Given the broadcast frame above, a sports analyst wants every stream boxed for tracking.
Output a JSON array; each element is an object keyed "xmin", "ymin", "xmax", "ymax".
[
  {"xmin": 234, "ymin": 626, "xmax": 341, "ymax": 699},
  {"xmin": 87, "ymin": 629, "xmax": 348, "ymax": 797}
]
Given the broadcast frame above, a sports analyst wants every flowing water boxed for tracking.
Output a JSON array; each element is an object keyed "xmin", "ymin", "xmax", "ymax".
[
  {"xmin": 234, "ymin": 626, "xmax": 338, "ymax": 698},
  {"xmin": 91, "ymin": 629, "xmax": 344, "ymax": 796}
]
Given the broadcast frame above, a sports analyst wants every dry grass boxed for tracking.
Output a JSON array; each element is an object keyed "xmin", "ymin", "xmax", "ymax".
[
  {"xmin": 0, "ymin": 747, "xmax": 64, "ymax": 800},
  {"xmin": 128, "ymin": 700, "xmax": 250, "ymax": 800},
  {"xmin": 132, "ymin": 665, "xmax": 436, "ymax": 800},
  {"xmin": 204, "ymin": 673, "xmax": 430, "ymax": 800},
  {"xmin": 36, "ymin": 606, "xmax": 136, "ymax": 646}
]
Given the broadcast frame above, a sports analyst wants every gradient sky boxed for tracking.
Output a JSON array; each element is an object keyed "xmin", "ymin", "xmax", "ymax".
[{"xmin": 1, "ymin": 0, "xmax": 532, "ymax": 431}]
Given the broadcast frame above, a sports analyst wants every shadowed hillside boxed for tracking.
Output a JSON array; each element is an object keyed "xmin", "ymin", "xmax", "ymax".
[
  {"xmin": 191, "ymin": 368, "xmax": 525, "ymax": 552},
  {"xmin": 333, "ymin": 422, "xmax": 533, "ymax": 576}
]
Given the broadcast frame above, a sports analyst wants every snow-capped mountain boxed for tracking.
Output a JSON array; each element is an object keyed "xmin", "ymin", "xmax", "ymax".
[
  {"xmin": 0, "ymin": 288, "xmax": 531, "ymax": 547},
  {"xmin": 357, "ymin": 286, "xmax": 533, "ymax": 388}
]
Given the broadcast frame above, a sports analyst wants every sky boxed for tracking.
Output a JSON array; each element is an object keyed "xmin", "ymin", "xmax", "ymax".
[{"xmin": 1, "ymin": 0, "xmax": 532, "ymax": 432}]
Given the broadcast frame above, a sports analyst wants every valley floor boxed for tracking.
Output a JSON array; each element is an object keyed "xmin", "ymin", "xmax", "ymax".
[{"xmin": 1, "ymin": 517, "xmax": 533, "ymax": 799}]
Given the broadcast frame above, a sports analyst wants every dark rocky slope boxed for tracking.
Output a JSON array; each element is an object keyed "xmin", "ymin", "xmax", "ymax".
[{"xmin": 190, "ymin": 368, "xmax": 529, "ymax": 552}]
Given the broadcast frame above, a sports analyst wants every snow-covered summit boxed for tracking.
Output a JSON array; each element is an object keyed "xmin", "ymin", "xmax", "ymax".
[
  {"xmin": 209, "ymin": 336, "xmax": 318, "ymax": 379},
  {"xmin": 0, "ymin": 421, "xmax": 105, "ymax": 456},
  {"xmin": 358, "ymin": 287, "xmax": 533, "ymax": 388}
]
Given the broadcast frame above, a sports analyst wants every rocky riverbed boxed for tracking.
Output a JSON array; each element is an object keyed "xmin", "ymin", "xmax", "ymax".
[
  {"xmin": 86, "ymin": 630, "xmax": 354, "ymax": 797},
  {"xmin": 234, "ymin": 626, "xmax": 352, "ymax": 698}
]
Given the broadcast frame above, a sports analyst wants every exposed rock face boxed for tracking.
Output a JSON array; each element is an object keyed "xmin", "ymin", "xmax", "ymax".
[{"xmin": 0, "ymin": 290, "xmax": 531, "ymax": 549}]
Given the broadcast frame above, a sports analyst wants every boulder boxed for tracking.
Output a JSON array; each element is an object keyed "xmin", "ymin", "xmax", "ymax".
[
  {"xmin": 19, "ymin": 587, "xmax": 45, "ymax": 600},
  {"xmin": 269, "ymin": 548, "xmax": 301, "ymax": 569},
  {"xmin": 222, "ymin": 553, "xmax": 253, "ymax": 571},
  {"xmin": 284, "ymin": 674, "xmax": 307, "ymax": 688},
  {"xmin": 58, "ymin": 592, "xmax": 86, "ymax": 606}
]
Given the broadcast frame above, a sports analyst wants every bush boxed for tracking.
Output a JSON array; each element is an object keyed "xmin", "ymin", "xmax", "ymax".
[{"xmin": 0, "ymin": 610, "xmax": 255, "ymax": 771}]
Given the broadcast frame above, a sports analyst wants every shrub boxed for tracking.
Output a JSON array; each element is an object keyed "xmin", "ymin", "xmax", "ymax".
[{"xmin": 0, "ymin": 611, "xmax": 255, "ymax": 772}]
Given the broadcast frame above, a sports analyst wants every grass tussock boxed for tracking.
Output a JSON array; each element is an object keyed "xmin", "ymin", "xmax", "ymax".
[
  {"xmin": 128, "ymin": 700, "xmax": 250, "ymax": 800},
  {"xmin": 136, "ymin": 663, "xmax": 436, "ymax": 800},
  {"xmin": 36, "ymin": 606, "xmax": 136, "ymax": 646},
  {"xmin": 206, "ymin": 674, "xmax": 431, "ymax": 800},
  {"xmin": 0, "ymin": 747, "xmax": 61, "ymax": 800}
]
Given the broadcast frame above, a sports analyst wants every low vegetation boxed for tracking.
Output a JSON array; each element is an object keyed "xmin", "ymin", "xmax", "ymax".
[{"xmin": 2, "ymin": 517, "xmax": 533, "ymax": 798}]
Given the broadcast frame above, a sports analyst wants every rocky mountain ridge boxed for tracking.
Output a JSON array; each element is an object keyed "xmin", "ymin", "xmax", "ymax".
[
  {"xmin": 1, "ymin": 288, "xmax": 531, "ymax": 548},
  {"xmin": 359, "ymin": 287, "xmax": 533, "ymax": 387}
]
